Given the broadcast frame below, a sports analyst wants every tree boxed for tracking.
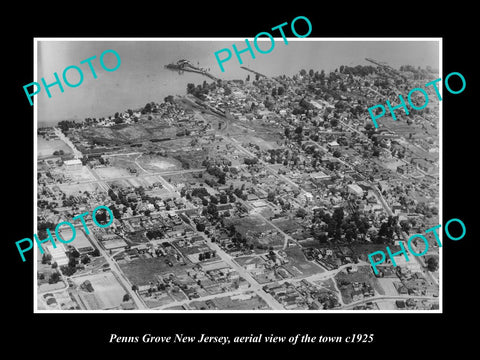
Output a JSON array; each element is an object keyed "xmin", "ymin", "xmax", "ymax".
[
  {"xmin": 81, "ymin": 255, "xmax": 90, "ymax": 265},
  {"xmin": 49, "ymin": 272, "xmax": 60, "ymax": 284},
  {"xmin": 196, "ymin": 223, "xmax": 206, "ymax": 232},
  {"xmin": 187, "ymin": 83, "xmax": 196, "ymax": 94},
  {"xmin": 300, "ymin": 69, "xmax": 307, "ymax": 76},
  {"xmin": 309, "ymin": 69, "xmax": 314, "ymax": 77},
  {"xmin": 220, "ymin": 194, "xmax": 228, "ymax": 204},
  {"xmin": 267, "ymin": 191, "xmax": 275, "ymax": 202},
  {"xmin": 70, "ymin": 249, "xmax": 80, "ymax": 258},
  {"xmin": 277, "ymin": 86, "xmax": 285, "ymax": 96},
  {"xmin": 296, "ymin": 208, "xmax": 307, "ymax": 218},
  {"xmin": 41, "ymin": 253, "xmax": 52, "ymax": 264},
  {"xmin": 122, "ymin": 294, "xmax": 130, "ymax": 302},
  {"xmin": 427, "ymin": 257, "xmax": 439, "ymax": 272}
]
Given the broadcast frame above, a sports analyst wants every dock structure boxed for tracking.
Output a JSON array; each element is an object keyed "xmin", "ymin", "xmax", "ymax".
[
  {"xmin": 240, "ymin": 66, "xmax": 268, "ymax": 79},
  {"xmin": 165, "ymin": 60, "xmax": 220, "ymax": 81}
]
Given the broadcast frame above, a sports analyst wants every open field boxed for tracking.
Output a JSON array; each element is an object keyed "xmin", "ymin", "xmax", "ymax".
[
  {"xmin": 55, "ymin": 167, "xmax": 96, "ymax": 182},
  {"xmin": 283, "ymin": 246, "xmax": 325, "ymax": 277},
  {"xmin": 225, "ymin": 215, "xmax": 274, "ymax": 237},
  {"xmin": 74, "ymin": 271, "xmax": 127, "ymax": 309},
  {"xmin": 56, "ymin": 182, "xmax": 105, "ymax": 196},
  {"xmin": 313, "ymin": 278, "xmax": 338, "ymax": 293},
  {"xmin": 189, "ymin": 292, "xmax": 269, "ymax": 310},
  {"xmin": 377, "ymin": 278, "xmax": 401, "ymax": 296},
  {"xmin": 136, "ymin": 154, "xmax": 179, "ymax": 172},
  {"xmin": 95, "ymin": 166, "xmax": 133, "ymax": 179},
  {"xmin": 119, "ymin": 257, "xmax": 190, "ymax": 286},
  {"xmin": 271, "ymin": 217, "xmax": 304, "ymax": 233},
  {"xmin": 38, "ymin": 136, "xmax": 72, "ymax": 158}
]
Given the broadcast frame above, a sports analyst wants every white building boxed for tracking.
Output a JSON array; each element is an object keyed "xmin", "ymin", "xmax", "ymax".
[
  {"xmin": 45, "ymin": 243, "xmax": 68, "ymax": 266},
  {"xmin": 347, "ymin": 184, "xmax": 364, "ymax": 197},
  {"xmin": 64, "ymin": 159, "xmax": 82, "ymax": 170}
]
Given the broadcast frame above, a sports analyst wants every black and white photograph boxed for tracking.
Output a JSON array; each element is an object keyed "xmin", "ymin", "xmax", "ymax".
[
  {"xmin": 6, "ymin": 6, "xmax": 476, "ymax": 354},
  {"xmin": 33, "ymin": 39, "xmax": 442, "ymax": 313}
]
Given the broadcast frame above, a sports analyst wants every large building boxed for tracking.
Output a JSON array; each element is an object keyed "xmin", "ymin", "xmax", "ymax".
[
  {"xmin": 45, "ymin": 243, "xmax": 69, "ymax": 266},
  {"xmin": 64, "ymin": 159, "xmax": 82, "ymax": 170}
]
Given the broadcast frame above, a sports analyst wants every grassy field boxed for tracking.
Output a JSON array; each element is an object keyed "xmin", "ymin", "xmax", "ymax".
[
  {"xmin": 271, "ymin": 218, "xmax": 304, "ymax": 233},
  {"xmin": 283, "ymin": 246, "xmax": 325, "ymax": 277},
  {"xmin": 225, "ymin": 215, "xmax": 274, "ymax": 237},
  {"xmin": 136, "ymin": 154, "xmax": 179, "ymax": 172},
  {"xmin": 38, "ymin": 137, "xmax": 72, "ymax": 158},
  {"xmin": 119, "ymin": 257, "xmax": 190, "ymax": 286},
  {"xmin": 189, "ymin": 292, "xmax": 269, "ymax": 310},
  {"xmin": 74, "ymin": 272, "xmax": 127, "ymax": 309},
  {"xmin": 57, "ymin": 182, "xmax": 104, "ymax": 196}
]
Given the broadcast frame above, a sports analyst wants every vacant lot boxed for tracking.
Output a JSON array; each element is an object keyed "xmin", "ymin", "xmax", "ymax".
[
  {"xmin": 74, "ymin": 271, "xmax": 127, "ymax": 309},
  {"xmin": 377, "ymin": 278, "xmax": 400, "ymax": 296},
  {"xmin": 119, "ymin": 257, "xmax": 190, "ymax": 286},
  {"xmin": 57, "ymin": 182, "xmax": 104, "ymax": 197},
  {"xmin": 283, "ymin": 246, "xmax": 325, "ymax": 277},
  {"xmin": 225, "ymin": 215, "xmax": 273, "ymax": 237},
  {"xmin": 136, "ymin": 154, "xmax": 179, "ymax": 172},
  {"xmin": 189, "ymin": 292, "xmax": 269, "ymax": 310}
]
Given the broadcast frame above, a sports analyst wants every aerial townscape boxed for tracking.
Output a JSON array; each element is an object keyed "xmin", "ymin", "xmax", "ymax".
[{"xmin": 36, "ymin": 58, "xmax": 440, "ymax": 311}]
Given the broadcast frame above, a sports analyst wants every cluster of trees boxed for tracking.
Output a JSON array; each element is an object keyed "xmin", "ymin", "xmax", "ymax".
[
  {"xmin": 266, "ymin": 148, "xmax": 288, "ymax": 165},
  {"xmin": 205, "ymin": 163, "xmax": 227, "ymax": 185},
  {"xmin": 243, "ymin": 157, "xmax": 258, "ymax": 165},
  {"xmin": 414, "ymin": 203, "xmax": 438, "ymax": 218},
  {"xmin": 339, "ymin": 65, "xmax": 377, "ymax": 77},
  {"xmin": 59, "ymin": 248, "xmax": 81, "ymax": 277},
  {"xmin": 41, "ymin": 253, "xmax": 52, "ymax": 264},
  {"xmin": 57, "ymin": 120, "xmax": 82, "ymax": 133},
  {"xmin": 271, "ymin": 86, "xmax": 285, "ymax": 97},
  {"xmin": 49, "ymin": 272, "xmax": 60, "ymax": 284},
  {"xmin": 109, "ymin": 185, "xmax": 168, "ymax": 216},
  {"xmin": 375, "ymin": 216, "xmax": 400, "ymax": 244},
  {"xmin": 198, "ymin": 250, "xmax": 216, "ymax": 261},
  {"xmin": 426, "ymin": 257, "xmax": 439, "ymax": 272},
  {"xmin": 173, "ymin": 155, "xmax": 191, "ymax": 170},
  {"xmin": 311, "ymin": 208, "xmax": 371, "ymax": 243},
  {"xmin": 141, "ymin": 102, "xmax": 156, "ymax": 114},
  {"xmin": 187, "ymin": 80, "xmax": 217, "ymax": 100},
  {"xmin": 146, "ymin": 229, "xmax": 164, "ymax": 240},
  {"xmin": 93, "ymin": 207, "xmax": 112, "ymax": 226},
  {"xmin": 399, "ymin": 65, "xmax": 436, "ymax": 80},
  {"xmin": 183, "ymin": 187, "xmax": 235, "ymax": 208}
]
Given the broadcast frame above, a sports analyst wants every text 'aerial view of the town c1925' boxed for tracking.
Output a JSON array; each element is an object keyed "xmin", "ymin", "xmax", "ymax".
[{"xmin": 36, "ymin": 40, "xmax": 440, "ymax": 312}]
